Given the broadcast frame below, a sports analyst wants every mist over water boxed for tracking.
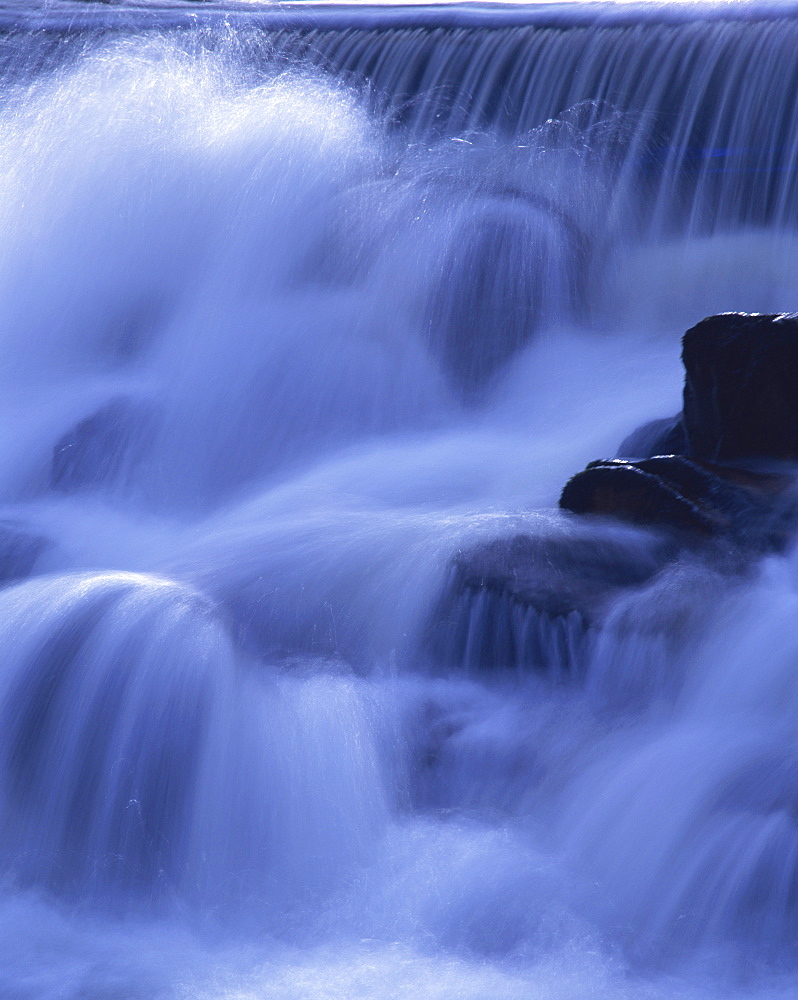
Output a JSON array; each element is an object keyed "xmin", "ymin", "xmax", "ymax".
[{"xmin": 1, "ymin": 4, "xmax": 798, "ymax": 998}]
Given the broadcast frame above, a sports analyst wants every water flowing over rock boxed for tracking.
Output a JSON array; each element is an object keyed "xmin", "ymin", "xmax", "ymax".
[
  {"xmin": 51, "ymin": 397, "xmax": 153, "ymax": 494},
  {"xmin": 428, "ymin": 526, "xmax": 673, "ymax": 676},
  {"xmin": 0, "ymin": 5, "xmax": 798, "ymax": 1000},
  {"xmin": 0, "ymin": 520, "xmax": 48, "ymax": 583}
]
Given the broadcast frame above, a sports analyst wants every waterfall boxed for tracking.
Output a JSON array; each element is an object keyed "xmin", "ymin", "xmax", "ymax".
[{"xmin": 0, "ymin": 3, "xmax": 798, "ymax": 998}]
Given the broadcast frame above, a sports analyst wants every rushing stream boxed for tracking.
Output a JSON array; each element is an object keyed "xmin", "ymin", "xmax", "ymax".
[{"xmin": 1, "ymin": 2, "xmax": 798, "ymax": 997}]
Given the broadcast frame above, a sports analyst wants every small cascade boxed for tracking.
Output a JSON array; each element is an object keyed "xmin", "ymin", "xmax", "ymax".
[
  {"xmin": 433, "ymin": 580, "xmax": 589, "ymax": 677},
  {"xmin": 0, "ymin": 573, "xmax": 228, "ymax": 899},
  {"xmin": 0, "ymin": 572, "xmax": 389, "ymax": 918},
  {"xmin": 266, "ymin": 13, "xmax": 798, "ymax": 235},
  {"xmin": 428, "ymin": 523, "xmax": 673, "ymax": 678},
  {"xmin": 0, "ymin": 4, "xmax": 796, "ymax": 999}
]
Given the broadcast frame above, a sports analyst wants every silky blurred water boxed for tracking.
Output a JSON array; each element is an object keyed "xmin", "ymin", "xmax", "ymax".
[{"xmin": 0, "ymin": 5, "xmax": 797, "ymax": 999}]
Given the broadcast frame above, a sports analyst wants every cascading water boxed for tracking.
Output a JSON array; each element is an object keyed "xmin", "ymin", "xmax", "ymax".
[{"xmin": 2, "ymin": 2, "xmax": 798, "ymax": 997}]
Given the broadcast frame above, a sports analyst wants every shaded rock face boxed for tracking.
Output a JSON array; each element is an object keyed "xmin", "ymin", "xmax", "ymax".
[
  {"xmin": 618, "ymin": 312, "xmax": 798, "ymax": 465},
  {"xmin": 682, "ymin": 312, "xmax": 798, "ymax": 462}
]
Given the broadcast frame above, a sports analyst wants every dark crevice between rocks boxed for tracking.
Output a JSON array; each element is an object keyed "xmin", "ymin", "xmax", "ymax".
[{"xmin": 616, "ymin": 414, "xmax": 687, "ymax": 461}]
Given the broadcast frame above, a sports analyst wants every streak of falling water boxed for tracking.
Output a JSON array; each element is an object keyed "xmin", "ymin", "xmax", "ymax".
[{"xmin": 0, "ymin": 4, "xmax": 796, "ymax": 999}]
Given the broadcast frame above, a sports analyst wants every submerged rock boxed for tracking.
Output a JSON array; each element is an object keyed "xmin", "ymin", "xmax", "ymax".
[
  {"xmin": 0, "ymin": 521, "xmax": 48, "ymax": 584},
  {"xmin": 427, "ymin": 188, "xmax": 590, "ymax": 400},
  {"xmin": 428, "ymin": 528, "xmax": 672, "ymax": 676},
  {"xmin": 51, "ymin": 397, "xmax": 151, "ymax": 493},
  {"xmin": 0, "ymin": 572, "xmax": 223, "ymax": 897}
]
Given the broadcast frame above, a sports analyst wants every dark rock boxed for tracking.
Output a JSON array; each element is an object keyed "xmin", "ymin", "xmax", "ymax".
[
  {"xmin": 427, "ymin": 529, "xmax": 672, "ymax": 675},
  {"xmin": 619, "ymin": 312, "xmax": 798, "ymax": 465},
  {"xmin": 565, "ymin": 312, "xmax": 798, "ymax": 547},
  {"xmin": 561, "ymin": 460, "xmax": 717, "ymax": 536},
  {"xmin": 617, "ymin": 414, "xmax": 686, "ymax": 459},
  {"xmin": 560, "ymin": 455, "xmax": 798, "ymax": 552},
  {"xmin": 638, "ymin": 456, "xmax": 798, "ymax": 550},
  {"xmin": 451, "ymin": 530, "xmax": 667, "ymax": 614},
  {"xmin": 682, "ymin": 311, "xmax": 798, "ymax": 462}
]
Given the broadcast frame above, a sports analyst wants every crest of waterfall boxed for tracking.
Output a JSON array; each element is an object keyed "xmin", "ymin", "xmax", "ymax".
[{"xmin": 0, "ymin": 4, "xmax": 796, "ymax": 1000}]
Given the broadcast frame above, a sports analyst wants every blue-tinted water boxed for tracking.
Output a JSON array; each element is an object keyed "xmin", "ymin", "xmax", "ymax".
[{"xmin": 0, "ymin": 3, "xmax": 797, "ymax": 998}]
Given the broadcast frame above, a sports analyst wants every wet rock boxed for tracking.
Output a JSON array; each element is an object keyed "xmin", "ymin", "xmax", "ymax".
[
  {"xmin": 638, "ymin": 456, "xmax": 798, "ymax": 549},
  {"xmin": 682, "ymin": 311, "xmax": 798, "ymax": 462},
  {"xmin": 561, "ymin": 459, "xmax": 716, "ymax": 536},
  {"xmin": 564, "ymin": 312, "xmax": 798, "ymax": 548},
  {"xmin": 437, "ymin": 310, "xmax": 798, "ymax": 679},
  {"xmin": 560, "ymin": 455, "xmax": 798, "ymax": 552},
  {"xmin": 428, "ymin": 529, "xmax": 672, "ymax": 675}
]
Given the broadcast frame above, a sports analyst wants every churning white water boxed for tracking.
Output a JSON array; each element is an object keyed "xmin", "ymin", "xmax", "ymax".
[{"xmin": 1, "ymin": 3, "xmax": 798, "ymax": 998}]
